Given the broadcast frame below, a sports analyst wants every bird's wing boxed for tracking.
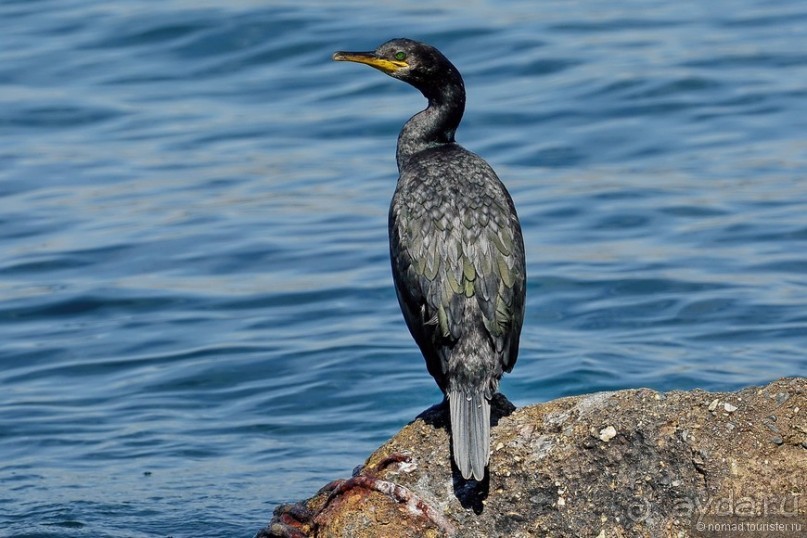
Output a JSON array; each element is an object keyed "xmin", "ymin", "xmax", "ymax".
[
  {"xmin": 453, "ymin": 157, "xmax": 525, "ymax": 374},
  {"xmin": 471, "ymin": 187, "xmax": 526, "ymax": 374},
  {"xmin": 390, "ymin": 183, "xmax": 460, "ymax": 388},
  {"xmin": 390, "ymin": 153, "xmax": 526, "ymax": 382}
]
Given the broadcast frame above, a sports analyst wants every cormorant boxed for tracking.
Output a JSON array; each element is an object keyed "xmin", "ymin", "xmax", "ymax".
[{"xmin": 333, "ymin": 38, "xmax": 526, "ymax": 481}]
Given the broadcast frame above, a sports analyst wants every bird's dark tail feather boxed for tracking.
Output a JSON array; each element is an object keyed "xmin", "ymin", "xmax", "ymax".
[{"xmin": 449, "ymin": 389, "xmax": 490, "ymax": 481}]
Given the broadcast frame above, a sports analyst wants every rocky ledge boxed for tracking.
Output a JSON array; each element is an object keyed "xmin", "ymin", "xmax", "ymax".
[{"xmin": 259, "ymin": 377, "xmax": 805, "ymax": 537}]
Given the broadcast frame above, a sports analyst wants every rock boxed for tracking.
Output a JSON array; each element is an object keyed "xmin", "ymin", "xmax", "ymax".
[
  {"xmin": 598, "ymin": 425, "xmax": 617, "ymax": 442},
  {"xmin": 258, "ymin": 378, "xmax": 806, "ymax": 538}
]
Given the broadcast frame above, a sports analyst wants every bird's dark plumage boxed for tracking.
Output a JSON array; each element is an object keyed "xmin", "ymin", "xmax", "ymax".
[{"xmin": 333, "ymin": 39, "xmax": 526, "ymax": 481}]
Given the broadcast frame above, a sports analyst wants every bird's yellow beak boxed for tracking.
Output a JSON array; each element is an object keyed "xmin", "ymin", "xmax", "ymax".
[{"xmin": 332, "ymin": 51, "xmax": 409, "ymax": 75}]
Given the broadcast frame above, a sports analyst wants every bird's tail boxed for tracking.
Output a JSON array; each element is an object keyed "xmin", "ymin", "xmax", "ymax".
[{"xmin": 449, "ymin": 389, "xmax": 490, "ymax": 481}]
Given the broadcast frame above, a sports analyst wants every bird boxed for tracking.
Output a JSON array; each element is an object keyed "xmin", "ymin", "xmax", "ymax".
[{"xmin": 333, "ymin": 38, "xmax": 526, "ymax": 481}]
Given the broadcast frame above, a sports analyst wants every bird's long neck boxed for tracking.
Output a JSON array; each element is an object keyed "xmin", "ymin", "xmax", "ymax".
[{"xmin": 396, "ymin": 76, "xmax": 465, "ymax": 172}]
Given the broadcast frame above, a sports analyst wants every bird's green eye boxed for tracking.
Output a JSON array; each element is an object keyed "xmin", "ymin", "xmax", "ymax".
[{"xmin": 394, "ymin": 51, "xmax": 407, "ymax": 61}]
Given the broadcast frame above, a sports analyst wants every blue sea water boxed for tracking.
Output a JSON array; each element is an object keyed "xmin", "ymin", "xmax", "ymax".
[{"xmin": 1, "ymin": 0, "xmax": 805, "ymax": 536}]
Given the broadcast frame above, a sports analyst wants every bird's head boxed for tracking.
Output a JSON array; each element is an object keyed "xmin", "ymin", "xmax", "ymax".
[{"xmin": 332, "ymin": 38, "xmax": 462, "ymax": 99}]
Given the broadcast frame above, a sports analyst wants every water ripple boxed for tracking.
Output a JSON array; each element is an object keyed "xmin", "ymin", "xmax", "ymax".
[{"xmin": 1, "ymin": 0, "xmax": 806, "ymax": 536}]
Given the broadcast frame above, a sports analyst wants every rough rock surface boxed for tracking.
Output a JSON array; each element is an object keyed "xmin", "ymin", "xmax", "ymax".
[{"xmin": 259, "ymin": 378, "xmax": 805, "ymax": 537}]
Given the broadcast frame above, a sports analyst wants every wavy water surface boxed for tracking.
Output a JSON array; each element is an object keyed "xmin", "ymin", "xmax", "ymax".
[{"xmin": 1, "ymin": 0, "xmax": 805, "ymax": 536}]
